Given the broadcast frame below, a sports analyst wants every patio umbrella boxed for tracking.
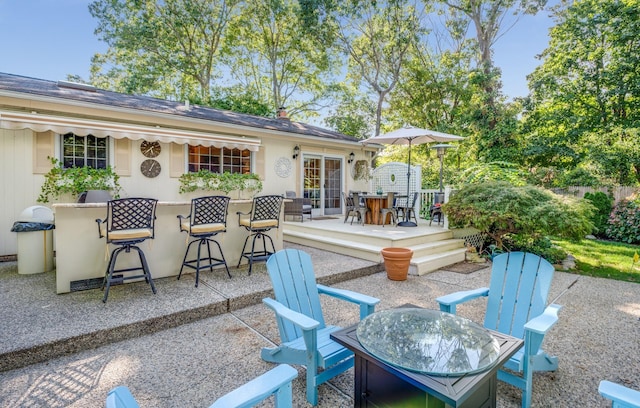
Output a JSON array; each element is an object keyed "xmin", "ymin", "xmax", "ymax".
[{"xmin": 361, "ymin": 126, "xmax": 464, "ymax": 227}]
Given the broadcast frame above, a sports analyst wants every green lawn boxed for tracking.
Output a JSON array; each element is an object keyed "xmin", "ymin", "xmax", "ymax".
[{"xmin": 553, "ymin": 238, "xmax": 640, "ymax": 283}]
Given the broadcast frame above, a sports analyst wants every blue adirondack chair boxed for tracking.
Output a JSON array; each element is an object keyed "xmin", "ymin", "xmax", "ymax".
[
  {"xmin": 599, "ymin": 381, "xmax": 640, "ymax": 408},
  {"xmin": 261, "ymin": 248, "xmax": 380, "ymax": 406},
  {"xmin": 106, "ymin": 364, "xmax": 298, "ymax": 408},
  {"xmin": 436, "ymin": 251, "xmax": 562, "ymax": 408}
]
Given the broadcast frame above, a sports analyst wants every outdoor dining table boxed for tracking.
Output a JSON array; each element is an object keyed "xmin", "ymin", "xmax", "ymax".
[
  {"xmin": 331, "ymin": 305, "xmax": 523, "ymax": 408},
  {"xmin": 362, "ymin": 195, "xmax": 391, "ymax": 225}
]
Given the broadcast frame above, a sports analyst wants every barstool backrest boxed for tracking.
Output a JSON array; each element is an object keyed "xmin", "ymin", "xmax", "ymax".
[
  {"xmin": 105, "ymin": 198, "xmax": 158, "ymax": 242},
  {"xmin": 250, "ymin": 195, "xmax": 283, "ymax": 223},
  {"xmin": 191, "ymin": 195, "xmax": 230, "ymax": 227}
]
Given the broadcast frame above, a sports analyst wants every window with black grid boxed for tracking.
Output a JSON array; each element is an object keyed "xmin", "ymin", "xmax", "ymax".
[{"xmin": 61, "ymin": 133, "xmax": 108, "ymax": 168}]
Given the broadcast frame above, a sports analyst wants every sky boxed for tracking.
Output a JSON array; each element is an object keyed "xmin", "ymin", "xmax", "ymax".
[{"xmin": 0, "ymin": 0, "xmax": 557, "ymax": 103}]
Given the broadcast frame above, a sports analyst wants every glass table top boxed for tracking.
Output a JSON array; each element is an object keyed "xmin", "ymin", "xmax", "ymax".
[{"xmin": 356, "ymin": 308, "xmax": 500, "ymax": 376}]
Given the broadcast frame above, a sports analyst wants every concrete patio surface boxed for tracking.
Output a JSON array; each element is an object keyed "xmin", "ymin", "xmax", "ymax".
[{"xmin": 0, "ymin": 242, "xmax": 638, "ymax": 407}]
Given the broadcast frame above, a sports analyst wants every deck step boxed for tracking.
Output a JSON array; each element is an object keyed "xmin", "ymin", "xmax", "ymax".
[{"xmin": 284, "ymin": 226, "xmax": 466, "ymax": 274}]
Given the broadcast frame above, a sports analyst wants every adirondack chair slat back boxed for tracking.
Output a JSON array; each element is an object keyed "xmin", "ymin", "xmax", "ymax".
[
  {"xmin": 484, "ymin": 252, "xmax": 555, "ymax": 340},
  {"xmin": 266, "ymin": 249, "xmax": 326, "ymax": 342}
]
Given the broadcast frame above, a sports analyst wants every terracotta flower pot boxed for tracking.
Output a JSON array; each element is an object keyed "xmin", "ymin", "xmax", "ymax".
[{"xmin": 381, "ymin": 247, "xmax": 413, "ymax": 281}]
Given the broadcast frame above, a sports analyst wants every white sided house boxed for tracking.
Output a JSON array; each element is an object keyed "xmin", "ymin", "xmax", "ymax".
[{"xmin": 0, "ymin": 72, "xmax": 376, "ymax": 258}]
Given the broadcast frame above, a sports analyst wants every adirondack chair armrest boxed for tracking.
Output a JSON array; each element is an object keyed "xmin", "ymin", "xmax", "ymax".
[
  {"xmin": 524, "ymin": 303, "xmax": 562, "ymax": 334},
  {"xmin": 317, "ymin": 284, "xmax": 380, "ymax": 306},
  {"xmin": 208, "ymin": 364, "xmax": 298, "ymax": 408},
  {"xmin": 106, "ymin": 386, "xmax": 140, "ymax": 408},
  {"xmin": 436, "ymin": 287, "xmax": 490, "ymax": 314},
  {"xmin": 317, "ymin": 284, "xmax": 380, "ymax": 318},
  {"xmin": 599, "ymin": 380, "xmax": 640, "ymax": 407},
  {"xmin": 263, "ymin": 297, "xmax": 320, "ymax": 331}
]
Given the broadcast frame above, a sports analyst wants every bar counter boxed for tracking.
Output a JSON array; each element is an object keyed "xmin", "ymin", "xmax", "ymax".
[{"xmin": 52, "ymin": 200, "xmax": 284, "ymax": 294}]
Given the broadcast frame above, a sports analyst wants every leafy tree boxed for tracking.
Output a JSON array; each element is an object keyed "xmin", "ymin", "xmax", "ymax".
[
  {"xmin": 388, "ymin": 18, "xmax": 475, "ymax": 142},
  {"xmin": 523, "ymin": 0, "xmax": 640, "ymax": 185},
  {"xmin": 443, "ymin": 181, "xmax": 594, "ymax": 249},
  {"xmin": 89, "ymin": 0, "xmax": 240, "ymax": 101},
  {"xmin": 207, "ymin": 86, "xmax": 273, "ymax": 117},
  {"xmin": 336, "ymin": 0, "xmax": 423, "ymax": 135},
  {"xmin": 222, "ymin": 0, "xmax": 339, "ymax": 119},
  {"xmin": 436, "ymin": 0, "xmax": 547, "ymax": 162},
  {"xmin": 324, "ymin": 87, "xmax": 376, "ymax": 139},
  {"xmin": 458, "ymin": 161, "xmax": 528, "ymax": 186}
]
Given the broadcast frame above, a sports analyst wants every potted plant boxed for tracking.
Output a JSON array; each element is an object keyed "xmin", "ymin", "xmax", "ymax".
[
  {"xmin": 179, "ymin": 170, "xmax": 262, "ymax": 198},
  {"xmin": 380, "ymin": 247, "xmax": 413, "ymax": 281},
  {"xmin": 37, "ymin": 158, "xmax": 121, "ymax": 203}
]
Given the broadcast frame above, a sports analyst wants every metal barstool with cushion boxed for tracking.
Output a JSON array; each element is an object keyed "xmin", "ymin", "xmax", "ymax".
[
  {"xmin": 177, "ymin": 195, "xmax": 231, "ymax": 287},
  {"xmin": 237, "ymin": 195, "xmax": 284, "ymax": 275},
  {"xmin": 96, "ymin": 198, "xmax": 158, "ymax": 303}
]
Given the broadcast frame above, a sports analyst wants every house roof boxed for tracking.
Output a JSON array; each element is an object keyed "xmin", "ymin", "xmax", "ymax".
[{"xmin": 0, "ymin": 72, "xmax": 358, "ymax": 143}]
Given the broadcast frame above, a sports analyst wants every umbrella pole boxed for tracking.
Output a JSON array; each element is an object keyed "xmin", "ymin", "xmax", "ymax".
[{"xmin": 397, "ymin": 139, "xmax": 417, "ymax": 227}]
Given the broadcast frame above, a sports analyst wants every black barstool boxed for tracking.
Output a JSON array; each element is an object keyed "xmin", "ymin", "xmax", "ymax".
[
  {"xmin": 96, "ymin": 198, "xmax": 158, "ymax": 303},
  {"xmin": 177, "ymin": 196, "xmax": 231, "ymax": 287},
  {"xmin": 237, "ymin": 195, "xmax": 283, "ymax": 275}
]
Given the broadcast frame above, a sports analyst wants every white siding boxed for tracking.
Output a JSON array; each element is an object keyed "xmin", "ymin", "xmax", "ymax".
[{"xmin": 1, "ymin": 129, "xmax": 45, "ymax": 256}]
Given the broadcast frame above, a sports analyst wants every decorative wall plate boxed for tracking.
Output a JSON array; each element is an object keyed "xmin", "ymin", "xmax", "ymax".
[{"xmin": 275, "ymin": 156, "xmax": 292, "ymax": 178}]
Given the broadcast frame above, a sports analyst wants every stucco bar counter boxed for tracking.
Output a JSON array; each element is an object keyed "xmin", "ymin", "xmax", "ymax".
[{"xmin": 52, "ymin": 200, "xmax": 284, "ymax": 294}]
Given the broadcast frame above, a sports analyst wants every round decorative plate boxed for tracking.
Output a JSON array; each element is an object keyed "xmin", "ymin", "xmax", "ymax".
[{"xmin": 275, "ymin": 157, "xmax": 292, "ymax": 178}]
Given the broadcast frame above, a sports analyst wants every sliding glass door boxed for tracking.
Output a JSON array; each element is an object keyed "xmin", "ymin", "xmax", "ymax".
[{"xmin": 303, "ymin": 155, "xmax": 343, "ymax": 216}]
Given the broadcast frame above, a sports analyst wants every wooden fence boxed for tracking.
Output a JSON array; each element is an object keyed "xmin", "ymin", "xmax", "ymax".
[{"xmin": 551, "ymin": 186, "xmax": 639, "ymax": 204}]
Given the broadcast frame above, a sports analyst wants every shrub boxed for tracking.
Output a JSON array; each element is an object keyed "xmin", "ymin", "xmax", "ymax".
[
  {"xmin": 443, "ymin": 181, "xmax": 595, "ymax": 251},
  {"xmin": 606, "ymin": 193, "xmax": 640, "ymax": 244},
  {"xmin": 502, "ymin": 234, "xmax": 567, "ymax": 264},
  {"xmin": 583, "ymin": 191, "xmax": 613, "ymax": 237}
]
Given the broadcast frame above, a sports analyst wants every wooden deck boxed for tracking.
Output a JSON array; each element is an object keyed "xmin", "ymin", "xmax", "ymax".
[{"xmin": 282, "ymin": 217, "xmax": 466, "ymax": 275}]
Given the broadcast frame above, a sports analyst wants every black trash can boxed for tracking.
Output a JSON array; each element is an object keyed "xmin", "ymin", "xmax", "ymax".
[{"xmin": 10, "ymin": 206, "xmax": 55, "ymax": 274}]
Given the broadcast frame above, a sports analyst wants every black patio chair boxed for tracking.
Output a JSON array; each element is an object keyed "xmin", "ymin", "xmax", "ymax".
[
  {"xmin": 177, "ymin": 195, "xmax": 231, "ymax": 287},
  {"xmin": 96, "ymin": 198, "xmax": 158, "ymax": 303},
  {"xmin": 429, "ymin": 192, "xmax": 445, "ymax": 226},
  {"xmin": 237, "ymin": 195, "xmax": 284, "ymax": 275},
  {"xmin": 395, "ymin": 192, "xmax": 419, "ymax": 225}
]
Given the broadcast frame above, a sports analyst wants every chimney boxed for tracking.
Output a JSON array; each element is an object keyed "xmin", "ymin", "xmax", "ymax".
[{"xmin": 277, "ymin": 106, "xmax": 290, "ymax": 120}]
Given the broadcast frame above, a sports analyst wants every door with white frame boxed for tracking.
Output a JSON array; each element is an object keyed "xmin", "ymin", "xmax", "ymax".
[{"xmin": 303, "ymin": 155, "xmax": 343, "ymax": 216}]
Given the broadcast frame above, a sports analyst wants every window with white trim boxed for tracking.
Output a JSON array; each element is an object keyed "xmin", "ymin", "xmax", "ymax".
[
  {"xmin": 61, "ymin": 133, "xmax": 109, "ymax": 168},
  {"xmin": 188, "ymin": 146, "xmax": 251, "ymax": 174}
]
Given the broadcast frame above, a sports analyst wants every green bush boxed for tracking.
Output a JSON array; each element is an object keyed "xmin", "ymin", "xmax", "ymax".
[
  {"xmin": 443, "ymin": 181, "xmax": 594, "ymax": 251},
  {"xmin": 583, "ymin": 191, "xmax": 613, "ymax": 237},
  {"xmin": 606, "ymin": 193, "xmax": 640, "ymax": 244},
  {"xmin": 502, "ymin": 234, "xmax": 567, "ymax": 264}
]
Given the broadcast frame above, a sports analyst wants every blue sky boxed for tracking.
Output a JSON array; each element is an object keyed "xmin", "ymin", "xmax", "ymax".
[{"xmin": 0, "ymin": 0, "xmax": 556, "ymax": 101}]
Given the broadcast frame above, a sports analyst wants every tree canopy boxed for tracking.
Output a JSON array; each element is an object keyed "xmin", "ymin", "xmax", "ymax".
[
  {"xmin": 523, "ymin": 0, "xmax": 640, "ymax": 185},
  {"xmin": 83, "ymin": 0, "xmax": 640, "ymax": 188}
]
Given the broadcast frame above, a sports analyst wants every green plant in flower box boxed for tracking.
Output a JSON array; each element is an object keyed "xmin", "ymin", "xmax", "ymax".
[
  {"xmin": 179, "ymin": 170, "xmax": 262, "ymax": 195},
  {"xmin": 37, "ymin": 157, "xmax": 121, "ymax": 203}
]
